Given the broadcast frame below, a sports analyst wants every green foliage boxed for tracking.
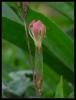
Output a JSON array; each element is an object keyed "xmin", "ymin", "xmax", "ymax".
[
  {"xmin": 55, "ymin": 76, "xmax": 64, "ymax": 98},
  {"xmin": 47, "ymin": 2, "xmax": 74, "ymax": 22},
  {"xmin": 2, "ymin": 2, "xmax": 74, "ymax": 98}
]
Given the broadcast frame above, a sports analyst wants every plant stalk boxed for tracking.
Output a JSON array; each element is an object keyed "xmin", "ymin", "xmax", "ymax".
[{"xmin": 33, "ymin": 44, "xmax": 43, "ymax": 96}]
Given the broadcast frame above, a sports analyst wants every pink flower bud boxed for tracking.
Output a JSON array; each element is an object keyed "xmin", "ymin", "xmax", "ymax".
[{"xmin": 29, "ymin": 20, "xmax": 46, "ymax": 39}]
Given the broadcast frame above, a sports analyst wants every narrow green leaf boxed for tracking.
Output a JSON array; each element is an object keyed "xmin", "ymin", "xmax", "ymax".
[
  {"xmin": 55, "ymin": 76, "xmax": 64, "ymax": 98},
  {"xmin": 2, "ymin": 2, "xmax": 22, "ymax": 25}
]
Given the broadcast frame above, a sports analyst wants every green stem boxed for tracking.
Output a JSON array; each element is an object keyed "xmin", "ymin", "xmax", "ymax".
[
  {"xmin": 24, "ymin": 21, "xmax": 33, "ymax": 67},
  {"xmin": 16, "ymin": 3, "xmax": 33, "ymax": 68},
  {"xmin": 34, "ymin": 44, "xmax": 43, "ymax": 96}
]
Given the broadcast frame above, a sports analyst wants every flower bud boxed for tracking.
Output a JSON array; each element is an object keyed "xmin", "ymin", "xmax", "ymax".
[
  {"xmin": 29, "ymin": 20, "xmax": 46, "ymax": 38},
  {"xmin": 29, "ymin": 20, "xmax": 46, "ymax": 47}
]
